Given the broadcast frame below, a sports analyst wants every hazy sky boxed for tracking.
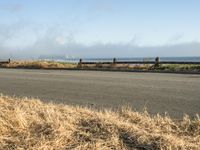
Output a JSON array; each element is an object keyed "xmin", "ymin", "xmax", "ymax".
[{"xmin": 1, "ymin": 0, "xmax": 200, "ymax": 59}]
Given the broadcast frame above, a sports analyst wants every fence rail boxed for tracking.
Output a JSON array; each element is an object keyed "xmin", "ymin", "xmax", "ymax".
[
  {"xmin": 0, "ymin": 59, "xmax": 10, "ymax": 64},
  {"xmin": 78, "ymin": 57, "xmax": 200, "ymax": 66}
]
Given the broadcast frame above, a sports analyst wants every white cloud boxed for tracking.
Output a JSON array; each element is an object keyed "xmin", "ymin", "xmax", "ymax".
[
  {"xmin": 0, "ymin": 22, "xmax": 200, "ymax": 59},
  {"xmin": 55, "ymin": 37, "xmax": 66, "ymax": 45},
  {"xmin": 167, "ymin": 34, "xmax": 184, "ymax": 45}
]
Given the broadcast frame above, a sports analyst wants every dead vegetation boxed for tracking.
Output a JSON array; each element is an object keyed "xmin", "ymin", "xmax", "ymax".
[
  {"xmin": 1, "ymin": 61, "xmax": 200, "ymax": 72},
  {"xmin": 156, "ymin": 64, "xmax": 200, "ymax": 72},
  {"xmin": 0, "ymin": 95, "xmax": 199, "ymax": 150},
  {"xmin": 0, "ymin": 61, "xmax": 76, "ymax": 69}
]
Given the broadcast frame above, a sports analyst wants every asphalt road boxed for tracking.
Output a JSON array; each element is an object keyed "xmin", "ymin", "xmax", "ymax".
[{"xmin": 0, "ymin": 68, "xmax": 200, "ymax": 118}]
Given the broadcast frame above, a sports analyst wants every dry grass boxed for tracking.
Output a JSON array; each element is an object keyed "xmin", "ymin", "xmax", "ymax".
[
  {"xmin": 1, "ymin": 61, "xmax": 200, "ymax": 72},
  {"xmin": 0, "ymin": 61, "xmax": 77, "ymax": 69},
  {"xmin": 156, "ymin": 64, "xmax": 200, "ymax": 72},
  {"xmin": 83, "ymin": 64, "xmax": 200, "ymax": 72},
  {"xmin": 79, "ymin": 64, "xmax": 153, "ymax": 70},
  {"xmin": 0, "ymin": 95, "xmax": 200, "ymax": 150}
]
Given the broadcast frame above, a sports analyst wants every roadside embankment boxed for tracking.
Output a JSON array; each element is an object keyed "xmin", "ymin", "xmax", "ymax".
[
  {"xmin": 0, "ymin": 95, "xmax": 199, "ymax": 149},
  {"xmin": 1, "ymin": 61, "xmax": 200, "ymax": 73}
]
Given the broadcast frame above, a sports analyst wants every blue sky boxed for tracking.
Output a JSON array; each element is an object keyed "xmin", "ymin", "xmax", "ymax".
[{"xmin": 0, "ymin": 0, "xmax": 200, "ymax": 58}]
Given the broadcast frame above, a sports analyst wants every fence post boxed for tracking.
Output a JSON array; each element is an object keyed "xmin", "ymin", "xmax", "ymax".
[
  {"xmin": 112, "ymin": 58, "xmax": 117, "ymax": 67},
  {"xmin": 78, "ymin": 59, "xmax": 82, "ymax": 68},
  {"xmin": 155, "ymin": 57, "xmax": 160, "ymax": 67},
  {"xmin": 113, "ymin": 58, "xmax": 117, "ymax": 64}
]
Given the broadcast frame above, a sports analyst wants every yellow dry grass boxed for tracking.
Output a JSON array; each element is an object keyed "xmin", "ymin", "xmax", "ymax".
[
  {"xmin": 1, "ymin": 61, "xmax": 200, "ymax": 72},
  {"xmin": 0, "ymin": 61, "xmax": 76, "ymax": 69},
  {"xmin": 0, "ymin": 95, "xmax": 200, "ymax": 150}
]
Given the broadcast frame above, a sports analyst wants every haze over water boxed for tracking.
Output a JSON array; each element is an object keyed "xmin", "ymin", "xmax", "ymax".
[{"xmin": 1, "ymin": 0, "xmax": 200, "ymax": 59}]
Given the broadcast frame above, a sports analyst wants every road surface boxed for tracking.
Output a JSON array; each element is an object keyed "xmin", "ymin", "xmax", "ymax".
[{"xmin": 0, "ymin": 68, "xmax": 200, "ymax": 118}]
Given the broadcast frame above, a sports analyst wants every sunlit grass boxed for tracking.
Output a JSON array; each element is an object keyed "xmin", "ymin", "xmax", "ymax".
[
  {"xmin": 0, "ymin": 61, "xmax": 77, "ymax": 69},
  {"xmin": 0, "ymin": 95, "xmax": 199, "ymax": 149}
]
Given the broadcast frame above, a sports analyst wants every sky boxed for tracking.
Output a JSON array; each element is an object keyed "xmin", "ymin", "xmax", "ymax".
[{"xmin": 0, "ymin": 0, "xmax": 200, "ymax": 59}]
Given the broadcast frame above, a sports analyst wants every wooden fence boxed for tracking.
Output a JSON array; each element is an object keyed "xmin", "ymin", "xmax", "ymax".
[
  {"xmin": 78, "ymin": 57, "xmax": 200, "ymax": 66},
  {"xmin": 0, "ymin": 59, "xmax": 10, "ymax": 64}
]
